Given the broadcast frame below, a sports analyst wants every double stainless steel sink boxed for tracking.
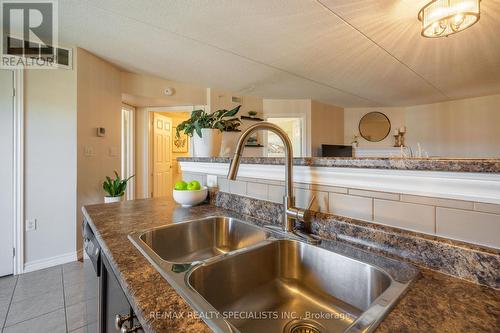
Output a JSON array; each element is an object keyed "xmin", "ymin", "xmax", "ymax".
[{"xmin": 129, "ymin": 216, "xmax": 418, "ymax": 333}]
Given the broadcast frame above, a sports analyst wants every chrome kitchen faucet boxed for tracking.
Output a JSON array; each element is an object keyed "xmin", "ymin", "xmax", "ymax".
[{"xmin": 228, "ymin": 122, "xmax": 319, "ymax": 244}]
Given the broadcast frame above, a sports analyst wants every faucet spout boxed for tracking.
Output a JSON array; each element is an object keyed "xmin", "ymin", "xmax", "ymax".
[{"xmin": 227, "ymin": 122, "xmax": 306, "ymax": 233}]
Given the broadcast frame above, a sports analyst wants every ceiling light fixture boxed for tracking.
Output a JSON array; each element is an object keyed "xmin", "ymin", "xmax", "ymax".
[{"xmin": 418, "ymin": 0, "xmax": 480, "ymax": 38}]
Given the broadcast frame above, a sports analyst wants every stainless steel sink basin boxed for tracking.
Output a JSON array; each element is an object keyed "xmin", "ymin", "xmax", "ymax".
[
  {"xmin": 137, "ymin": 216, "xmax": 269, "ymax": 263},
  {"xmin": 188, "ymin": 239, "xmax": 396, "ymax": 333},
  {"xmin": 129, "ymin": 216, "xmax": 418, "ymax": 333}
]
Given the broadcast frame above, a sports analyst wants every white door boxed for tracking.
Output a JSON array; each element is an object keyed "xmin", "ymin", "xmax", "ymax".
[
  {"xmin": 153, "ymin": 113, "xmax": 172, "ymax": 198},
  {"xmin": 0, "ymin": 70, "xmax": 14, "ymax": 277}
]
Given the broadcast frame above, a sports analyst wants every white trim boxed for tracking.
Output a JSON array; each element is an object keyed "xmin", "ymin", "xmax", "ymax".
[
  {"xmin": 121, "ymin": 106, "xmax": 135, "ymax": 200},
  {"xmin": 143, "ymin": 105, "xmax": 207, "ymax": 113},
  {"xmin": 179, "ymin": 161, "xmax": 500, "ymax": 205},
  {"xmin": 13, "ymin": 70, "xmax": 24, "ymax": 275},
  {"xmin": 23, "ymin": 251, "xmax": 77, "ymax": 273}
]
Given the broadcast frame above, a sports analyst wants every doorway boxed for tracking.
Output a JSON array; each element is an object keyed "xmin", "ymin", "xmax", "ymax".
[
  {"xmin": 266, "ymin": 117, "xmax": 305, "ymax": 157},
  {"xmin": 0, "ymin": 70, "xmax": 14, "ymax": 277},
  {"xmin": 150, "ymin": 111, "xmax": 191, "ymax": 198}
]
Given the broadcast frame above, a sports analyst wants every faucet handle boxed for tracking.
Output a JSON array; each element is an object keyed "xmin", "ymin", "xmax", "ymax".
[
  {"xmin": 301, "ymin": 194, "xmax": 316, "ymax": 223},
  {"xmin": 306, "ymin": 194, "xmax": 316, "ymax": 212}
]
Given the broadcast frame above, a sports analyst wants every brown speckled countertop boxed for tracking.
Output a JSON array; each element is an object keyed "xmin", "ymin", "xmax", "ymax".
[
  {"xmin": 83, "ymin": 199, "xmax": 500, "ymax": 333},
  {"xmin": 178, "ymin": 157, "xmax": 500, "ymax": 173}
]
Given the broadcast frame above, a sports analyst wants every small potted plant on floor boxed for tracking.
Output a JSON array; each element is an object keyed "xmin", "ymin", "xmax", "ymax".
[
  {"xmin": 176, "ymin": 105, "xmax": 241, "ymax": 157},
  {"xmin": 102, "ymin": 171, "xmax": 134, "ymax": 203}
]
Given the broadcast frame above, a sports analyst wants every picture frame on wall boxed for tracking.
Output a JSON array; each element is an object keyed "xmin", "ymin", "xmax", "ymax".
[{"xmin": 173, "ymin": 127, "xmax": 189, "ymax": 153}]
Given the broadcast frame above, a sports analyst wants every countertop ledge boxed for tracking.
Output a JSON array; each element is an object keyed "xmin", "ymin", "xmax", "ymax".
[
  {"xmin": 83, "ymin": 199, "xmax": 500, "ymax": 333},
  {"xmin": 177, "ymin": 157, "xmax": 500, "ymax": 173}
]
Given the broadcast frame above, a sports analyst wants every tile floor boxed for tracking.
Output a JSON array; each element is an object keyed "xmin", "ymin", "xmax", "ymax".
[{"xmin": 0, "ymin": 261, "xmax": 89, "ymax": 333}]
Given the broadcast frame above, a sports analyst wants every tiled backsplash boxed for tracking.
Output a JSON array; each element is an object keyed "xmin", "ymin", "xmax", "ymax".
[{"xmin": 183, "ymin": 172, "xmax": 500, "ymax": 249}]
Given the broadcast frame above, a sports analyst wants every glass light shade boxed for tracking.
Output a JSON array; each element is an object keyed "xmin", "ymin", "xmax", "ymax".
[{"xmin": 418, "ymin": 0, "xmax": 480, "ymax": 38}]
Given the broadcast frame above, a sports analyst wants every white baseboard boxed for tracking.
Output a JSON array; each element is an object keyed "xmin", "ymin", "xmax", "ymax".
[{"xmin": 23, "ymin": 251, "xmax": 78, "ymax": 273}]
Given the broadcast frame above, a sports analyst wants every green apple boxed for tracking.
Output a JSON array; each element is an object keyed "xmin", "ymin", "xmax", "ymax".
[
  {"xmin": 187, "ymin": 180, "xmax": 201, "ymax": 191},
  {"xmin": 174, "ymin": 180, "xmax": 188, "ymax": 190}
]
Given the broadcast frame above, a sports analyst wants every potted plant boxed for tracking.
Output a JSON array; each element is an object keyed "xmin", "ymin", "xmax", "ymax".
[
  {"xmin": 176, "ymin": 105, "xmax": 241, "ymax": 157},
  {"xmin": 102, "ymin": 171, "xmax": 134, "ymax": 203}
]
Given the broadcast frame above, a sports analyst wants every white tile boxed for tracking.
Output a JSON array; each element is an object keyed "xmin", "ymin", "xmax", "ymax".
[
  {"xmin": 310, "ymin": 184, "xmax": 347, "ymax": 194},
  {"xmin": 0, "ymin": 302, "xmax": 9, "ymax": 327},
  {"xmin": 436, "ymin": 208, "xmax": 500, "ymax": 248},
  {"xmin": 329, "ymin": 193, "xmax": 373, "ymax": 221},
  {"xmin": 0, "ymin": 276, "xmax": 17, "ymax": 306},
  {"xmin": 4, "ymin": 308, "xmax": 66, "ymax": 333},
  {"xmin": 268, "ymin": 185, "xmax": 285, "ymax": 203},
  {"xmin": 246, "ymin": 182, "xmax": 268, "ymax": 200},
  {"xmin": 295, "ymin": 188, "xmax": 328, "ymax": 212},
  {"xmin": 13, "ymin": 273, "xmax": 62, "ymax": 303},
  {"xmin": 374, "ymin": 199, "xmax": 435, "ymax": 234},
  {"xmin": 400, "ymin": 194, "xmax": 473, "ymax": 210},
  {"xmin": 217, "ymin": 177, "xmax": 230, "ymax": 193},
  {"xmin": 6, "ymin": 289, "xmax": 64, "ymax": 326},
  {"xmin": 293, "ymin": 183, "xmax": 310, "ymax": 190},
  {"xmin": 229, "ymin": 180, "xmax": 247, "ymax": 196},
  {"xmin": 181, "ymin": 172, "xmax": 206, "ymax": 185},
  {"xmin": 238, "ymin": 177, "xmax": 283, "ymax": 186},
  {"xmin": 349, "ymin": 189, "xmax": 400, "ymax": 201},
  {"xmin": 474, "ymin": 202, "xmax": 500, "ymax": 215},
  {"xmin": 66, "ymin": 301, "xmax": 88, "ymax": 331},
  {"xmin": 64, "ymin": 280, "xmax": 86, "ymax": 306}
]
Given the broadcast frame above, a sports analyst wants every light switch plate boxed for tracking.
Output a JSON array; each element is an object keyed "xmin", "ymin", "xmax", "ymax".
[
  {"xmin": 26, "ymin": 219, "xmax": 37, "ymax": 231},
  {"xmin": 206, "ymin": 175, "xmax": 218, "ymax": 188},
  {"xmin": 84, "ymin": 146, "xmax": 95, "ymax": 157}
]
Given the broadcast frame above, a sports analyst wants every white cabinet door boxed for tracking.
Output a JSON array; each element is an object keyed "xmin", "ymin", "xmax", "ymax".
[{"xmin": 0, "ymin": 70, "xmax": 14, "ymax": 277}]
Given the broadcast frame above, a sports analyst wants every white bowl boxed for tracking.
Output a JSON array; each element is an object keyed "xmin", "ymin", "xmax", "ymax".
[{"xmin": 172, "ymin": 186, "xmax": 208, "ymax": 207}]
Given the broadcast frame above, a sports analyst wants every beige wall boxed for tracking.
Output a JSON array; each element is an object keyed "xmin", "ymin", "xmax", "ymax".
[
  {"xmin": 263, "ymin": 99, "xmax": 344, "ymax": 157},
  {"xmin": 344, "ymin": 107, "xmax": 405, "ymax": 148},
  {"xmin": 24, "ymin": 68, "xmax": 77, "ymax": 265},
  {"xmin": 345, "ymin": 94, "xmax": 500, "ymax": 157},
  {"xmin": 77, "ymin": 48, "xmax": 122, "ymax": 254},
  {"xmin": 310, "ymin": 100, "xmax": 344, "ymax": 157},
  {"xmin": 209, "ymin": 88, "xmax": 265, "ymax": 157},
  {"xmin": 263, "ymin": 99, "xmax": 311, "ymax": 156}
]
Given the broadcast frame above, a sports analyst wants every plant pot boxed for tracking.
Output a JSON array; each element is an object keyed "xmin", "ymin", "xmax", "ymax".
[
  {"xmin": 104, "ymin": 196, "xmax": 123, "ymax": 204},
  {"xmin": 192, "ymin": 129, "xmax": 223, "ymax": 157}
]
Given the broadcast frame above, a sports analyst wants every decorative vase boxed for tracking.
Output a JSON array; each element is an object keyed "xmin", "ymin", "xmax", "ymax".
[
  {"xmin": 192, "ymin": 129, "xmax": 222, "ymax": 157},
  {"xmin": 104, "ymin": 196, "xmax": 123, "ymax": 204}
]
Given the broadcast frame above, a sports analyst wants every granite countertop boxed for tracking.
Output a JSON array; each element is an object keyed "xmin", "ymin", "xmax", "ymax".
[
  {"xmin": 177, "ymin": 157, "xmax": 500, "ymax": 173},
  {"xmin": 82, "ymin": 199, "xmax": 500, "ymax": 333}
]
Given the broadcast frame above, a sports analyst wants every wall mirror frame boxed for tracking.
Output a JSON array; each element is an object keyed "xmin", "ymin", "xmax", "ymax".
[{"xmin": 358, "ymin": 111, "xmax": 391, "ymax": 142}]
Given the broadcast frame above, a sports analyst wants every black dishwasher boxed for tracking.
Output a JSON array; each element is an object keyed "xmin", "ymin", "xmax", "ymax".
[{"xmin": 83, "ymin": 220, "xmax": 142, "ymax": 333}]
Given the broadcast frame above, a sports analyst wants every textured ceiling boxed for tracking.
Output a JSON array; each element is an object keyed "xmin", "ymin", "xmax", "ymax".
[{"xmin": 59, "ymin": 0, "xmax": 500, "ymax": 107}]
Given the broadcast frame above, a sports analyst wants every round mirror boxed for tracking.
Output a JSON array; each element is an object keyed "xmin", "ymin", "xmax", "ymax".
[{"xmin": 358, "ymin": 112, "xmax": 391, "ymax": 142}]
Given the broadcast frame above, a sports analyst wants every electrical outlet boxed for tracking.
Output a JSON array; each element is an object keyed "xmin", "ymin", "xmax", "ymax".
[
  {"xmin": 26, "ymin": 219, "xmax": 37, "ymax": 231},
  {"xmin": 206, "ymin": 175, "xmax": 218, "ymax": 188}
]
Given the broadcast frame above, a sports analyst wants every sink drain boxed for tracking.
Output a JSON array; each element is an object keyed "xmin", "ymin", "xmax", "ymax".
[{"xmin": 283, "ymin": 319, "xmax": 325, "ymax": 333}]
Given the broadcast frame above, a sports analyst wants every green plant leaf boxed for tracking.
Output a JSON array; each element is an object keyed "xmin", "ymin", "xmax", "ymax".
[{"xmin": 224, "ymin": 105, "xmax": 241, "ymax": 117}]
